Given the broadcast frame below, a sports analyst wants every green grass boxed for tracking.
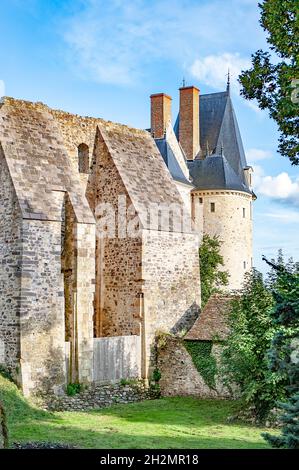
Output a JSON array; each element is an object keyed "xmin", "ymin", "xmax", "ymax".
[{"xmin": 0, "ymin": 374, "xmax": 277, "ymax": 449}]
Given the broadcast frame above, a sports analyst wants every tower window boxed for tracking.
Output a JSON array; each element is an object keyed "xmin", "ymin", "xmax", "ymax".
[
  {"xmin": 78, "ymin": 143, "xmax": 90, "ymax": 174},
  {"xmin": 243, "ymin": 261, "xmax": 246, "ymax": 269},
  {"xmin": 243, "ymin": 208, "xmax": 246, "ymax": 218},
  {"xmin": 210, "ymin": 202, "xmax": 215, "ymax": 212},
  {"xmin": 199, "ymin": 197, "xmax": 203, "ymax": 204}
]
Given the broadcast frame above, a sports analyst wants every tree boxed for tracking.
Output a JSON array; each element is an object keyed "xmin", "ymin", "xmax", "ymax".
[
  {"xmin": 262, "ymin": 258, "xmax": 299, "ymax": 448},
  {"xmin": 221, "ymin": 269, "xmax": 286, "ymax": 420},
  {"xmin": 199, "ymin": 235, "xmax": 229, "ymax": 307},
  {"xmin": 239, "ymin": 0, "xmax": 299, "ymax": 164}
]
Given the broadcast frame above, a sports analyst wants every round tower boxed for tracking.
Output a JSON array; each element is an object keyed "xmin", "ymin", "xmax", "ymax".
[
  {"xmin": 192, "ymin": 187, "xmax": 253, "ymax": 290},
  {"xmin": 177, "ymin": 83, "xmax": 255, "ymax": 291}
]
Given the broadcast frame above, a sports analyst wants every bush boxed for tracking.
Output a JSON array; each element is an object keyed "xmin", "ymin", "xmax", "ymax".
[
  {"xmin": 220, "ymin": 269, "xmax": 286, "ymax": 420},
  {"xmin": 66, "ymin": 383, "xmax": 83, "ymax": 396}
]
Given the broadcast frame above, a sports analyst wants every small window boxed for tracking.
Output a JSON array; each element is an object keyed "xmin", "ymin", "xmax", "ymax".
[
  {"xmin": 210, "ymin": 202, "xmax": 215, "ymax": 212},
  {"xmin": 243, "ymin": 208, "xmax": 246, "ymax": 218},
  {"xmin": 243, "ymin": 261, "xmax": 246, "ymax": 269},
  {"xmin": 78, "ymin": 143, "xmax": 90, "ymax": 174},
  {"xmin": 199, "ymin": 197, "xmax": 203, "ymax": 204}
]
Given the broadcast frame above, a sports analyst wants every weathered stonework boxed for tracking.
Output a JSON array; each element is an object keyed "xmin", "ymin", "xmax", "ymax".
[
  {"xmin": 39, "ymin": 380, "xmax": 159, "ymax": 412},
  {"xmin": 157, "ymin": 336, "xmax": 229, "ymax": 398},
  {"xmin": 0, "ymin": 97, "xmax": 200, "ymax": 396},
  {"xmin": 192, "ymin": 190, "xmax": 253, "ymax": 290},
  {"xmin": 0, "ymin": 150, "xmax": 21, "ymax": 373}
]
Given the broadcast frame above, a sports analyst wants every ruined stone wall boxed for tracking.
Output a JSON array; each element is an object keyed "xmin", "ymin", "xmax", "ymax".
[
  {"xmin": 19, "ymin": 217, "xmax": 66, "ymax": 396},
  {"xmin": 0, "ymin": 152, "xmax": 22, "ymax": 372},
  {"xmin": 157, "ymin": 336, "xmax": 229, "ymax": 398},
  {"xmin": 61, "ymin": 196, "xmax": 95, "ymax": 384},
  {"xmin": 40, "ymin": 380, "xmax": 159, "ymax": 412},
  {"xmin": 142, "ymin": 230, "xmax": 201, "ymax": 374},
  {"xmin": 194, "ymin": 190, "xmax": 253, "ymax": 290},
  {"xmin": 92, "ymin": 132, "xmax": 142, "ymax": 338}
]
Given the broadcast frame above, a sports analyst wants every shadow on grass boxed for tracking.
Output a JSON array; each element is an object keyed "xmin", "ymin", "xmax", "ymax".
[
  {"xmin": 0, "ymin": 377, "xmax": 270, "ymax": 449},
  {"xmin": 9, "ymin": 419, "xmax": 270, "ymax": 449}
]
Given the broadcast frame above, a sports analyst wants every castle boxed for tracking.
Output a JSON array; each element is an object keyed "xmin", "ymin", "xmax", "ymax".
[{"xmin": 0, "ymin": 82, "xmax": 254, "ymax": 396}]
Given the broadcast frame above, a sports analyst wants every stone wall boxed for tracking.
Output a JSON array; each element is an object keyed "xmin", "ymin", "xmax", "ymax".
[
  {"xmin": 92, "ymin": 130, "xmax": 142, "ymax": 338},
  {"xmin": 142, "ymin": 230, "xmax": 201, "ymax": 375},
  {"xmin": 193, "ymin": 190, "xmax": 253, "ymax": 290},
  {"xmin": 40, "ymin": 380, "xmax": 158, "ymax": 412},
  {"xmin": 19, "ymin": 218, "xmax": 66, "ymax": 396},
  {"xmin": 0, "ymin": 150, "xmax": 22, "ymax": 372},
  {"xmin": 157, "ymin": 335, "xmax": 229, "ymax": 398}
]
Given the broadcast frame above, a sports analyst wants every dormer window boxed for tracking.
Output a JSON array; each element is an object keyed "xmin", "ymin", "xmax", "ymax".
[{"xmin": 78, "ymin": 143, "xmax": 90, "ymax": 174}]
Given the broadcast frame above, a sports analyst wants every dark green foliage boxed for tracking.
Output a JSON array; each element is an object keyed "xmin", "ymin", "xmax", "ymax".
[
  {"xmin": 184, "ymin": 340, "xmax": 217, "ymax": 389},
  {"xmin": 199, "ymin": 235, "xmax": 229, "ymax": 307},
  {"xmin": 0, "ymin": 401, "xmax": 8, "ymax": 448},
  {"xmin": 262, "ymin": 258, "xmax": 299, "ymax": 448},
  {"xmin": 239, "ymin": 0, "xmax": 299, "ymax": 164},
  {"xmin": 220, "ymin": 269, "xmax": 286, "ymax": 420},
  {"xmin": 152, "ymin": 368, "xmax": 162, "ymax": 383},
  {"xmin": 66, "ymin": 383, "xmax": 83, "ymax": 396},
  {"xmin": 0, "ymin": 366, "xmax": 14, "ymax": 383},
  {"xmin": 263, "ymin": 393, "xmax": 299, "ymax": 448}
]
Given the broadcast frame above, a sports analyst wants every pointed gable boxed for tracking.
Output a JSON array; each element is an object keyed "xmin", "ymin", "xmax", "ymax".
[
  {"xmin": 97, "ymin": 122, "xmax": 194, "ymax": 233},
  {"xmin": 0, "ymin": 97, "xmax": 94, "ymax": 224}
]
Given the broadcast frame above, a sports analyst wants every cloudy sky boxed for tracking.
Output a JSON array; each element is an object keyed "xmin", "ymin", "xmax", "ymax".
[{"xmin": 1, "ymin": 0, "xmax": 298, "ymax": 274}]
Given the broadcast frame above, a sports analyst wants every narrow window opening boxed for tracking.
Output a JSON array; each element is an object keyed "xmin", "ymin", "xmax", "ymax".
[
  {"xmin": 243, "ymin": 208, "xmax": 246, "ymax": 218},
  {"xmin": 243, "ymin": 261, "xmax": 246, "ymax": 269},
  {"xmin": 78, "ymin": 143, "xmax": 90, "ymax": 174},
  {"xmin": 199, "ymin": 197, "xmax": 203, "ymax": 204},
  {"xmin": 210, "ymin": 202, "xmax": 215, "ymax": 212}
]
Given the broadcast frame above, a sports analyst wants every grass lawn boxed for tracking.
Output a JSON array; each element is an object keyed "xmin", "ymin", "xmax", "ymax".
[{"xmin": 0, "ymin": 374, "xmax": 277, "ymax": 449}]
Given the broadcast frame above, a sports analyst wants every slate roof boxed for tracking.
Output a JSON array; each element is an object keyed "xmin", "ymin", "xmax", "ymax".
[
  {"xmin": 173, "ymin": 89, "xmax": 251, "ymax": 193},
  {"xmin": 188, "ymin": 154, "xmax": 251, "ymax": 193},
  {"xmin": 155, "ymin": 138, "xmax": 193, "ymax": 186},
  {"xmin": 184, "ymin": 293, "xmax": 232, "ymax": 341}
]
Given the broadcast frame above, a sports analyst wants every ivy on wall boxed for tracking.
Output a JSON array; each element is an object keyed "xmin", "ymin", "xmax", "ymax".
[{"xmin": 184, "ymin": 340, "xmax": 217, "ymax": 389}]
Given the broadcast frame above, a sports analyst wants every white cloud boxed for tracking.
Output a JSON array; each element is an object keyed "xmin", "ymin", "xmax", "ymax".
[
  {"xmin": 0, "ymin": 80, "xmax": 5, "ymax": 97},
  {"xmin": 246, "ymin": 148, "xmax": 272, "ymax": 163},
  {"xmin": 253, "ymin": 167, "xmax": 299, "ymax": 206},
  {"xmin": 190, "ymin": 53, "xmax": 250, "ymax": 93},
  {"xmin": 62, "ymin": 0, "xmax": 264, "ymax": 86},
  {"xmin": 261, "ymin": 210, "xmax": 299, "ymax": 224}
]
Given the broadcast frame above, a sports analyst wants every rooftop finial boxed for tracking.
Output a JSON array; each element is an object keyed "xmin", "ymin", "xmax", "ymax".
[
  {"xmin": 226, "ymin": 68, "xmax": 230, "ymax": 92},
  {"xmin": 182, "ymin": 77, "xmax": 186, "ymax": 88}
]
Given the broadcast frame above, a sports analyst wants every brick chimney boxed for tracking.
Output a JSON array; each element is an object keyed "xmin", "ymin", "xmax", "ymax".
[
  {"xmin": 150, "ymin": 93, "xmax": 172, "ymax": 139},
  {"xmin": 179, "ymin": 86, "xmax": 200, "ymax": 160}
]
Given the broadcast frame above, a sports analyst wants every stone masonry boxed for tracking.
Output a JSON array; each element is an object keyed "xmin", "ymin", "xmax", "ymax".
[{"xmin": 0, "ymin": 96, "xmax": 200, "ymax": 395}]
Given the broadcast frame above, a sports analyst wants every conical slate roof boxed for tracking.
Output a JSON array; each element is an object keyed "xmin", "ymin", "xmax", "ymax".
[
  {"xmin": 188, "ymin": 154, "xmax": 251, "ymax": 193},
  {"xmin": 174, "ymin": 88, "xmax": 251, "ymax": 193}
]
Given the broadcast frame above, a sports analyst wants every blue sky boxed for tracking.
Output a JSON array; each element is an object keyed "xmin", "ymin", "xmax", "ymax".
[{"xmin": 1, "ymin": 0, "xmax": 298, "ymax": 274}]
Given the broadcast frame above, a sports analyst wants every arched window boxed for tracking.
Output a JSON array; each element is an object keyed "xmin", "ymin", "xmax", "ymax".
[{"xmin": 78, "ymin": 143, "xmax": 90, "ymax": 174}]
